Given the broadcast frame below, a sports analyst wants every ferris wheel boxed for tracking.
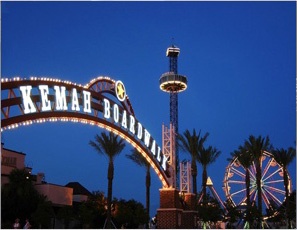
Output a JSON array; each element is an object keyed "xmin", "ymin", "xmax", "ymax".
[{"xmin": 223, "ymin": 151, "xmax": 292, "ymax": 219}]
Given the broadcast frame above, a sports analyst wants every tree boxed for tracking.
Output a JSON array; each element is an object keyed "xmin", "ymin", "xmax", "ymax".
[
  {"xmin": 197, "ymin": 192, "xmax": 223, "ymax": 226},
  {"xmin": 89, "ymin": 132, "xmax": 126, "ymax": 228},
  {"xmin": 77, "ymin": 191, "xmax": 106, "ymax": 228},
  {"xmin": 286, "ymin": 190, "xmax": 296, "ymax": 226},
  {"xmin": 197, "ymin": 145, "xmax": 221, "ymax": 206},
  {"xmin": 57, "ymin": 205, "xmax": 75, "ymax": 228},
  {"xmin": 31, "ymin": 197, "xmax": 55, "ymax": 229},
  {"xmin": 126, "ymin": 148, "xmax": 151, "ymax": 226},
  {"xmin": 272, "ymin": 147, "xmax": 296, "ymax": 228},
  {"xmin": 243, "ymin": 135, "xmax": 271, "ymax": 227},
  {"xmin": 229, "ymin": 146, "xmax": 253, "ymax": 227},
  {"xmin": 177, "ymin": 129, "xmax": 209, "ymax": 195},
  {"xmin": 1, "ymin": 168, "xmax": 41, "ymax": 227},
  {"xmin": 113, "ymin": 198, "xmax": 148, "ymax": 228}
]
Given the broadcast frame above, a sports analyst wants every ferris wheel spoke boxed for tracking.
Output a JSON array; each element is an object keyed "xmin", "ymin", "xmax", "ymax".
[
  {"xmin": 238, "ymin": 195, "xmax": 247, "ymax": 205},
  {"xmin": 261, "ymin": 189, "xmax": 272, "ymax": 209},
  {"xmin": 249, "ymin": 162, "xmax": 257, "ymax": 179},
  {"xmin": 263, "ymin": 185, "xmax": 286, "ymax": 195},
  {"xmin": 262, "ymin": 167, "xmax": 282, "ymax": 182},
  {"xmin": 261, "ymin": 158, "xmax": 273, "ymax": 180},
  {"xmin": 230, "ymin": 187, "xmax": 246, "ymax": 197},
  {"xmin": 264, "ymin": 179, "xmax": 284, "ymax": 184},
  {"xmin": 227, "ymin": 180, "xmax": 245, "ymax": 184},
  {"xmin": 249, "ymin": 178, "xmax": 257, "ymax": 189},
  {"xmin": 250, "ymin": 186, "xmax": 257, "ymax": 193},
  {"xmin": 250, "ymin": 186, "xmax": 257, "ymax": 201},
  {"xmin": 237, "ymin": 187, "xmax": 257, "ymax": 205},
  {"xmin": 252, "ymin": 190, "xmax": 258, "ymax": 202},
  {"xmin": 262, "ymin": 187, "xmax": 283, "ymax": 205},
  {"xmin": 247, "ymin": 168, "xmax": 256, "ymax": 181},
  {"xmin": 230, "ymin": 167, "xmax": 245, "ymax": 178}
]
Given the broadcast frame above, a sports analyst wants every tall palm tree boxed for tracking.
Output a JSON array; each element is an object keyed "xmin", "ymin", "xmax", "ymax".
[
  {"xmin": 272, "ymin": 147, "xmax": 296, "ymax": 228},
  {"xmin": 243, "ymin": 135, "xmax": 271, "ymax": 227},
  {"xmin": 229, "ymin": 146, "xmax": 254, "ymax": 227},
  {"xmin": 126, "ymin": 148, "xmax": 151, "ymax": 226},
  {"xmin": 177, "ymin": 129, "xmax": 209, "ymax": 195},
  {"xmin": 89, "ymin": 131, "xmax": 126, "ymax": 229},
  {"xmin": 197, "ymin": 145, "xmax": 221, "ymax": 205}
]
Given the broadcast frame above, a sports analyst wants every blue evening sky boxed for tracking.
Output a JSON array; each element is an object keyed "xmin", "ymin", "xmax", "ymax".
[{"xmin": 1, "ymin": 1, "xmax": 296, "ymax": 217}]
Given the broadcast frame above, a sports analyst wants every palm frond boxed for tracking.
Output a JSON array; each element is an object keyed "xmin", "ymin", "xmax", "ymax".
[
  {"xmin": 197, "ymin": 145, "xmax": 221, "ymax": 167},
  {"xmin": 126, "ymin": 148, "xmax": 149, "ymax": 168},
  {"xmin": 244, "ymin": 135, "xmax": 271, "ymax": 159},
  {"xmin": 89, "ymin": 131, "xmax": 126, "ymax": 161},
  {"xmin": 229, "ymin": 146, "xmax": 253, "ymax": 169},
  {"xmin": 272, "ymin": 147, "xmax": 296, "ymax": 167},
  {"xmin": 177, "ymin": 129, "xmax": 209, "ymax": 161}
]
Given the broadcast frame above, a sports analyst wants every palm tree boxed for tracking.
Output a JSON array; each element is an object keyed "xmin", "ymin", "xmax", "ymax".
[
  {"xmin": 197, "ymin": 145, "xmax": 221, "ymax": 205},
  {"xmin": 229, "ymin": 146, "xmax": 254, "ymax": 227},
  {"xmin": 177, "ymin": 129, "xmax": 209, "ymax": 195},
  {"xmin": 272, "ymin": 147, "xmax": 296, "ymax": 228},
  {"xmin": 243, "ymin": 135, "xmax": 271, "ymax": 227},
  {"xmin": 89, "ymin": 131, "xmax": 126, "ymax": 229},
  {"xmin": 126, "ymin": 148, "xmax": 151, "ymax": 226}
]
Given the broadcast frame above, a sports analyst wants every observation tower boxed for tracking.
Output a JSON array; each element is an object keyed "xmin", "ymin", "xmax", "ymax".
[{"xmin": 159, "ymin": 45, "xmax": 187, "ymax": 188}]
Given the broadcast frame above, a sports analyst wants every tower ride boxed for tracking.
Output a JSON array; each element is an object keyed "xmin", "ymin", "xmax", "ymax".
[{"xmin": 159, "ymin": 45, "xmax": 187, "ymax": 188}]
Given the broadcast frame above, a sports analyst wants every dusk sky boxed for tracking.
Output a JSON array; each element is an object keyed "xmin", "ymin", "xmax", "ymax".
[{"xmin": 1, "ymin": 1, "xmax": 296, "ymax": 217}]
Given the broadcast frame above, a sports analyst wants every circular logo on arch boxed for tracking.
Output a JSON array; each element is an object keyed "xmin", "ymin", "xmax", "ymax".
[{"xmin": 115, "ymin": 80, "xmax": 126, "ymax": 102}]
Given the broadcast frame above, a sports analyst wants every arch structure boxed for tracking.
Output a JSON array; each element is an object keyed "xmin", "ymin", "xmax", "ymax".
[{"xmin": 1, "ymin": 76, "xmax": 172, "ymax": 188}]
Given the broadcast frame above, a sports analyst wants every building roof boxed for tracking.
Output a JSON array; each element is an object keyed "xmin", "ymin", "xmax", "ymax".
[
  {"xmin": 65, "ymin": 182, "xmax": 92, "ymax": 196},
  {"xmin": 2, "ymin": 143, "xmax": 26, "ymax": 156}
]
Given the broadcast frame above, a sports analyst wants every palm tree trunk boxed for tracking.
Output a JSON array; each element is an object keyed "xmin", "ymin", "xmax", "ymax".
[
  {"xmin": 283, "ymin": 167, "xmax": 291, "ymax": 228},
  {"xmin": 245, "ymin": 168, "xmax": 251, "ymax": 227},
  {"xmin": 106, "ymin": 160, "xmax": 114, "ymax": 229},
  {"xmin": 255, "ymin": 159, "xmax": 262, "ymax": 227},
  {"xmin": 191, "ymin": 160, "xmax": 197, "ymax": 195},
  {"xmin": 202, "ymin": 165, "xmax": 207, "ymax": 206},
  {"xmin": 146, "ymin": 167, "xmax": 151, "ymax": 227}
]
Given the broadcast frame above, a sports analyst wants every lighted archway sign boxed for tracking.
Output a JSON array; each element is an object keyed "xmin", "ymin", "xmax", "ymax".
[{"xmin": 1, "ymin": 76, "xmax": 172, "ymax": 188}]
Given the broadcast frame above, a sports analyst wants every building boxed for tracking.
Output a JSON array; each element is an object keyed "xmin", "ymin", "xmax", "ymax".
[
  {"xmin": 1, "ymin": 143, "xmax": 91, "ymax": 207},
  {"xmin": 65, "ymin": 181, "xmax": 92, "ymax": 203},
  {"xmin": 1, "ymin": 142, "xmax": 30, "ymax": 185}
]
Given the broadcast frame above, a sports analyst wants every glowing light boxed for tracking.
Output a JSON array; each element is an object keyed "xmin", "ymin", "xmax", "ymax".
[
  {"xmin": 1, "ymin": 76, "xmax": 170, "ymax": 188},
  {"xmin": 159, "ymin": 73, "xmax": 188, "ymax": 93}
]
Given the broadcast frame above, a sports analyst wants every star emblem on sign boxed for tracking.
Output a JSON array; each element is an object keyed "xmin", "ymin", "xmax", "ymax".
[{"xmin": 115, "ymin": 80, "xmax": 126, "ymax": 102}]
